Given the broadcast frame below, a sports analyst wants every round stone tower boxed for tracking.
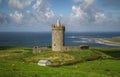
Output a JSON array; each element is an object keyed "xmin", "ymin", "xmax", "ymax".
[{"xmin": 52, "ymin": 19, "xmax": 65, "ymax": 51}]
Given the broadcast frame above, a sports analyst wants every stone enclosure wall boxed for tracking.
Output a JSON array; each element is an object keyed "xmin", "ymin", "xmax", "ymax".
[
  {"xmin": 33, "ymin": 45, "xmax": 89, "ymax": 53},
  {"xmin": 62, "ymin": 45, "xmax": 89, "ymax": 51},
  {"xmin": 33, "ymin": 46, "xmax": 51, "ymax": 53}
]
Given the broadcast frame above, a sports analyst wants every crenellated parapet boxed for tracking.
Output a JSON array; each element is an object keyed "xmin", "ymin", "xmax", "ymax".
[{"xmin": 52, "ymin": 24, "xmax": 65, "ymax": 31}]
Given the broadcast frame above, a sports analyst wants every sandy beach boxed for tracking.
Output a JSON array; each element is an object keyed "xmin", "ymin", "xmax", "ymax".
[{"xmin": 92, "ymin": 38, "xmax": 120, "ymax": 46}]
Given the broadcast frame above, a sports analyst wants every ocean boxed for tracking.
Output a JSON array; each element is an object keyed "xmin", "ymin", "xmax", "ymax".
[{"xmin": 0, "ymin": 32, "xmax": 120, "ymax": 48}]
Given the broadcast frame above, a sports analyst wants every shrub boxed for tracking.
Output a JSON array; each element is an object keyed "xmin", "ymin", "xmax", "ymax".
[
  {"xmin": 47, "ymin": 46, "xmax": 52, "ymax": 48},
  {"xmin": 84, "ymin": 55, "xmax": 102, "ymax": 61}
]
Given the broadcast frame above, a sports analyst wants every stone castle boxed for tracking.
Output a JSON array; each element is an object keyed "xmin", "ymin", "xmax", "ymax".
[
  {"xmin": 52, "ymin": 19, "xmax": 65, "ymax": 51},
  {"xmin": 33, "ymin": 19, "xmax": 89, "ymax": 53}
]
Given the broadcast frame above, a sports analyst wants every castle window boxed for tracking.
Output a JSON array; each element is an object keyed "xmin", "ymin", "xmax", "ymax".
[
  {"xmin": 54, "ymin": 44, "xmax": 56, "ymax": 46},
  {"xmin": 66, "ymin": 48, "xmax": 67, "ymax": 50}
]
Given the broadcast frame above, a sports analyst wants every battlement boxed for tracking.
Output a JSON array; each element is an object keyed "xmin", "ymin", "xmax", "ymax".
[{"xmin": 52, "ymin": 24, "xmax": 65, "ymax": 31}]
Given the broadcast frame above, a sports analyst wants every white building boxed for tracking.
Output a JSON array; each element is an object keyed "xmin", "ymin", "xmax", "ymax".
[{"xmin": 38, "ymin": 60, "xmax": 51, "ymax": 66}]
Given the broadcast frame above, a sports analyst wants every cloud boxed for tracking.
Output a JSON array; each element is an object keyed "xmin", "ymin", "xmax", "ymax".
[
  {"xmin": 32, "ymin": 0, "xmax": 54, "ymax": 19},
  {"xmin": 73, "ymin": 0, "xmax": 82, "ymax": 3},
  {"xmin": 65, "ymin": 0, "xmax": 120, "ymax": 32},
  {"xmin": 73, "ymin": 0, "xmax": 95, "ymax": 8},
  {"xmin": 103, "ymin": 0, "xmax": 120, "ymax": 7},
  {"xmin": 9, "ymin": 0, "xmax": 32, "ymax": 10},
  {"xmin": 9, "ymin": 11, "xmax": 23, "ymax": 24},
  {"xmin": 1, "ymin": 0, "xmax": 58, "ymax": 32},
  {"xmin": 1, "ymin": 0, "xmax": 120, "ymax": 32},
  {"xmin": 32, "ymin": 0, "xmax": 42, "ymax": 10},
  {"xmin": 71, "ymin": 6, "xmax": 87, "ymax": 18},
  {"xmin": 0, "ymin": 13, "xmax": 11, "ymax": 26},
  {"xmin": 0, "ymin": 0, "xmax": 2, "ymax": 3},
  {"xmin": 84, "ymin": 0, "xmax": 95, "ymax": 7},
  {"xmin": 44, "ymin": 8, "xmax": 54, "ymax": 19},
  {"xmin": 6, "ymin": 0, "xmax": 54, "ymax": 27},
  {"xmin": 0, "ymin": 0, "xmax": 54, "ymax": 28},
  {"xmin": 94, "ymin": 12, "xmax": 106, "ymax": 24},
  {"xmin": 73, "ymin": 0, "xmax": 95, "ymax": 3},
  {"xmin": 70, "ymin": 5, "xmax": 102, "ymax": 24},
  {"xmin": 73, "ymin": 0, "xmax": 95, "ymax": 5},
  {"xmin": 84, "ymin": 0, "xmax": 95, "ymax": 4}
]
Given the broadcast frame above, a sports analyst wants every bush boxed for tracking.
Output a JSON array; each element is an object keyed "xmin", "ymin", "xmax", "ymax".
[
  {"xmin": 47, "ymin": 46, "xmax": 52, "ymax": 48},
  {"xmin": 84, "ymin": 55, "xmax": 102, "ymax": 61},
  {"xmin": 12, "ymin": 51, "xmax": 23, "ymax": 53}
]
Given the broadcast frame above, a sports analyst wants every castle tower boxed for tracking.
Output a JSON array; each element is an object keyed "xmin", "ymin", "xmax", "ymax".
[{"xmin": 52, "ymin": 19, "xmax": 65, "ymax": 51}]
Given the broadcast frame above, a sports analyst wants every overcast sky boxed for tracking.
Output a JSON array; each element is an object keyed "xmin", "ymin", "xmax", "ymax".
[{"xmin": 0, "ymin": 0, "xmax": 120, "ymax": 32}]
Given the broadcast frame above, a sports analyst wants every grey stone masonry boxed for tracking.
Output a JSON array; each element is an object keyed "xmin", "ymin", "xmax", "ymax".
[{"xmin": 52, "ymin": 19, "xmax": 65, "ymax": 51}]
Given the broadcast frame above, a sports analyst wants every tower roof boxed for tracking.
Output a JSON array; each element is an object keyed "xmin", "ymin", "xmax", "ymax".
[{"xmin": 56, "ymin": 19, "xmax": 61, "ymax": 26}]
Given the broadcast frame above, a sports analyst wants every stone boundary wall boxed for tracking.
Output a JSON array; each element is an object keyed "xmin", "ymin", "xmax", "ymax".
[
  {"xmin": 33, "ymin": 46, "xmax": 51, "ymax": 53},
  {"xmin": 62, "ymin": 45, "xmax": 89, "ymax": 51},
  {"xmin": 33, "ymin": 45, "xmax": 89, "ymax": 53}
]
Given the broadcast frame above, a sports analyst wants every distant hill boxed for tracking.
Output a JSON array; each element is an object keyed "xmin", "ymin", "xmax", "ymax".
[{"xmin": 105, "ymin": 37, "xmax": 120, "ymax": 43}]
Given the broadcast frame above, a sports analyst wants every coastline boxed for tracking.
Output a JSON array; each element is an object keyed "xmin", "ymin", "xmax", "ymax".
[{"xmin": 92, "ymin": 38, "xmax": 120, "ymax": 46}]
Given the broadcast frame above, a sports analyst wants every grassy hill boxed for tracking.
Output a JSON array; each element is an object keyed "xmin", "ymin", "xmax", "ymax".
[
  {"xmin": 0, "ymin": 46, "xmax": 120, "ymax": 77},
  {"xmin": 104, "ymin": 37, "xmax": 120, "ymax": 43}
]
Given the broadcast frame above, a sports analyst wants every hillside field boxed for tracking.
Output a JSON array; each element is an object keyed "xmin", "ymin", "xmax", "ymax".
[
  {"xmin": 104, "ymin": 37, "xmax": 120, "ymax": 43},
  {"xmin": 0, "ymin": 46, "xmax": 120, "ymax": 77}
]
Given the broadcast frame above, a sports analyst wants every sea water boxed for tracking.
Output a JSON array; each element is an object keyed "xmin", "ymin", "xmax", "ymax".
[{"xmin": 0, "ymin": 32, "xmax": 120, "ymax": 48}]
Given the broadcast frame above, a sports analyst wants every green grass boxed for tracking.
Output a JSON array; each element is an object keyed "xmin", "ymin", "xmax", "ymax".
[
  {"xmin": 0, "ymin": 46, "xmax": 120, "ymax": 77},
  {"xmin": 104, "ymin": 37, "xmax": 120, "ymax": 43},
  {"xmin": 91, "ymin": 47, "xmax": 120, "ymax": 59},
  {"xmin": 61, "ymin": 60, "xmax": 120, "ymax": 77},
  {"xmin": 1, "ymin": 59, "xmax": 117, "ymax": 77}
]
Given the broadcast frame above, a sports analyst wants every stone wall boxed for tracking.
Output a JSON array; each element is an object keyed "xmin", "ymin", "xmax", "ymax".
[
  {"xmin": 62, "ymin": 46, "xmax": 81, "ymax": 51},
  {"xmin": 32, "ymin": 45, "xmax": 89, "ymax": 53},
  {"xmin": 62, "ymin": 45, "xmax": 89, "ymax": 51},
  {"xmin": 33, "ymin": 46, "xmax": 51, "ymax": 53}
]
